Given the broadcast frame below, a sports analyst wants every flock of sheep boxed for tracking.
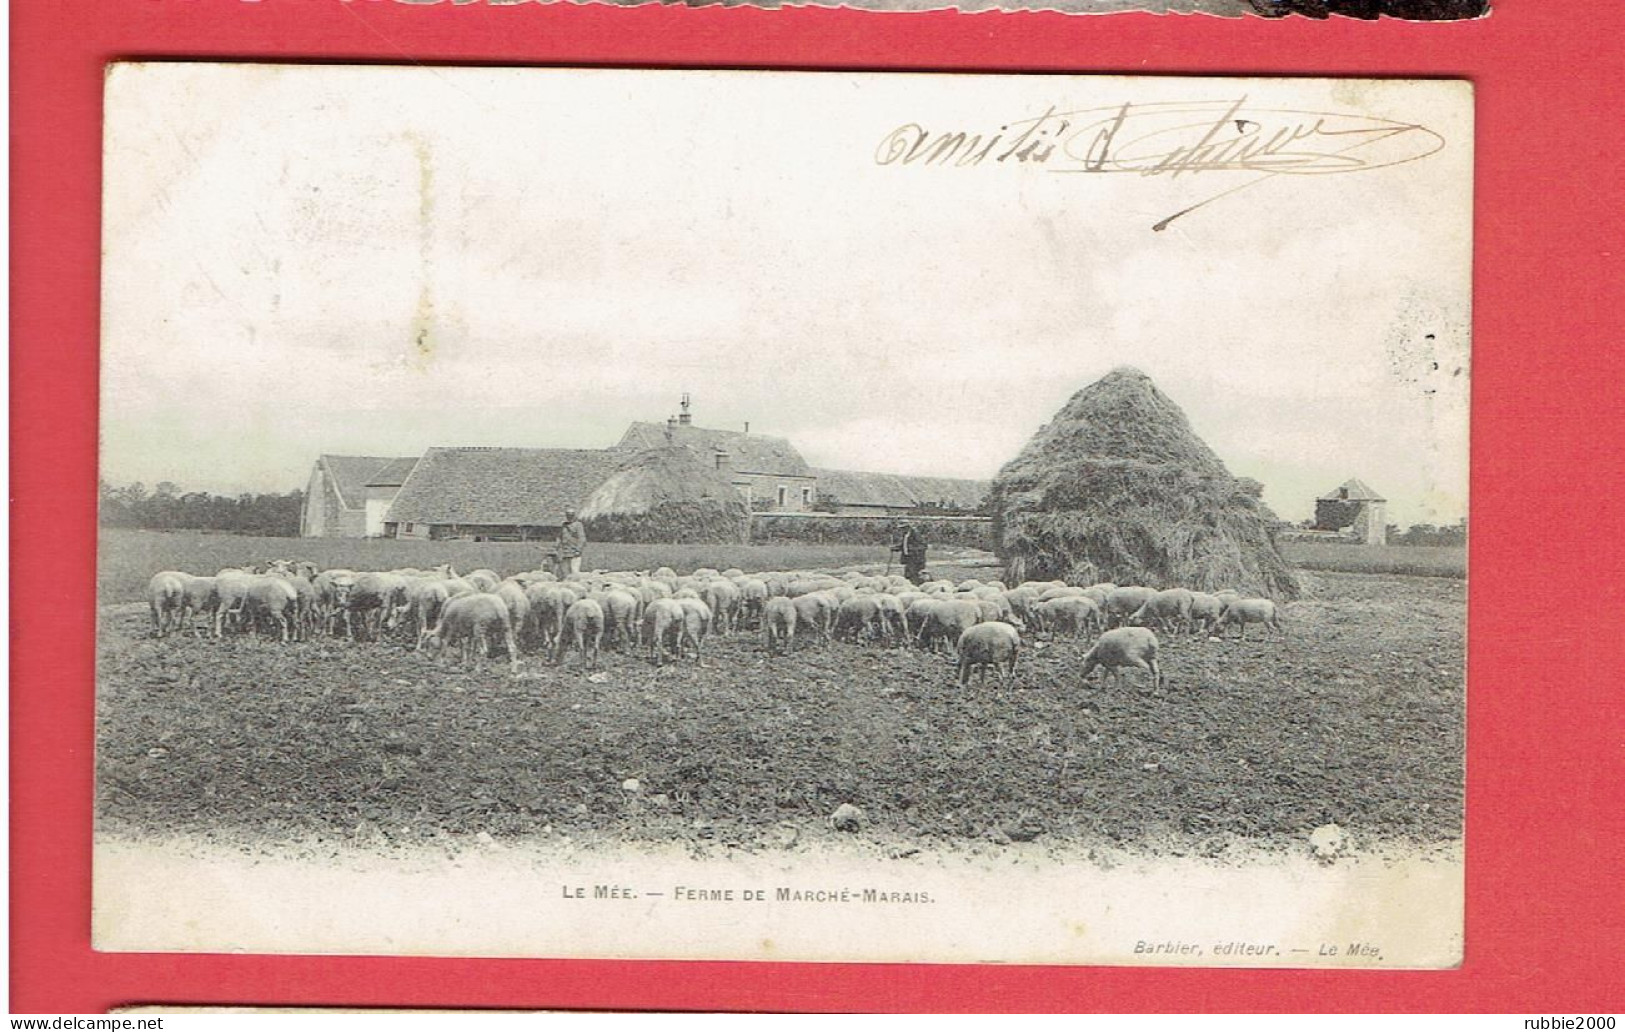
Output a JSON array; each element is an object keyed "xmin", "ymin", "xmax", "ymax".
[{"xmin": 143, "ymin": 561, "xmax": 1284, "ymax": 688}]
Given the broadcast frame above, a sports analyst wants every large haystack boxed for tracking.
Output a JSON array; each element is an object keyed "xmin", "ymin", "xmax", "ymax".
[
  {"xmin": 578, "ymin": 445, "xmax": 749, "ymax": 544},
  {"xmin": 991, "ymin": 367, "xmax": 1299, "ymax": 598}
]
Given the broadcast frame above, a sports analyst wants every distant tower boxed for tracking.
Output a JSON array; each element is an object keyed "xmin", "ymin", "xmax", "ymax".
[
  {"xmin": 678, "ymin": 393, "xmax": 693, "ymax": 426},
  {"xmin": 1315, "ymin": 478, "xmax": 1388, "ymax": 546}
]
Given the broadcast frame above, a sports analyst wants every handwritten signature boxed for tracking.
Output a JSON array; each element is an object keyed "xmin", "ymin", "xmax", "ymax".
[{"xmin": 873, "ymin": 98, "xmax": 1445, "ymax": 231}]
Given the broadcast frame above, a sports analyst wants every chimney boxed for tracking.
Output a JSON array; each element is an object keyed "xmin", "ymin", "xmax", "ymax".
[
  {"xmin": 743, "ymin": 421, "xmax": 749, "ymax": 434},
  {"xmin": 678, "ymin": 392, "xmax": 692, "ymax": 427}
]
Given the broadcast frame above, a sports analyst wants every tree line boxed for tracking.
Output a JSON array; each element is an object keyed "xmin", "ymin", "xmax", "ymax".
[{"xmin": 98, "ymin": 480, "xmax": 303, "ymax": 537}]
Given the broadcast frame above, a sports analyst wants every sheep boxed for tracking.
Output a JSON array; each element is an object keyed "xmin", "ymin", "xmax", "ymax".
[
  {"xmin": 677, "ymin": 597, "xmax": 713, "ymax": 661},
  {"xmin": 524, "ymin": 584, "xmax": 577, "ymax": 652},
  {"xmin": 243, "ymin": 576, "xmax": 300, "ymax": 642},
  {"xmin": 600, "ymin": 589, "xmax": 641, "ymax": 650},
  {"xmin": 146, "ymin": 572, "xmax": 188, "ymax": 638},
  {"xmin": 557, "ymin": 598, "xmax": 605, "ymax": 667},
  {"xmin": 791, "ymin": 592, "xmax": 836, "ymax": 643},
  {"xmin": 178, "ymin": 575, "xmax": 219, "ymax": 637},
  {"xmin": 1079, "ymin": 627, "xmax": 1162, "ymax": 690},
  {"xmin": 834, "ymin": 596, "xmax": 885, "ymax": 643},
  {"xmin": 464, "ymin": 569, "xmax": 501, "ymax": 593},
  {"xmin": 642, "ymin": 598, "xmax": 686, "ymax": 665},
  {"xmin": 1188, "ymin": 592, "xmax": 1226, "ymax": 635},
  {"xmin": 311, "ymin": 569, "xmax": 356, "ymax": 635},
  {"xmin": 340, "ymin": 572, "xmax": 411, "ymax": 640},
  {"xmin": 212, "ymin": 571, "xmax": 258, "ymax": 638},
  {"xmin": 1129, "ymin": 588, "xmax": 1196, "ymax": 635},
  {"xmin": 494, "ymin": 581, "xmax": 532, "ymax": 641},
  {"xmin": 1213, "ymin": 598, "xmax": 1282, "ymax": 639},
  {"xmin": 956, "ymin": 621, "xmax": 1021, "ymax": 687},
  {"xmin": 272, "ymin": 573, "xmax": 318, "ymax": 641},
  {"xmin": 904, "ymin": 597, "xmax": 943, "ymax": 642},
  {"xmin": 1035, "ymin": 596, "xmax": 1101, "ymax": 637},
  {"xmin": 737, "ymin": 578, "xmax": 769, "ymax": 629},
  {"xmin": 872, "ymin": 594, "xmax": 908, "ymax": 644},
  {"xmin": 702, "ymin": 579, "xmax": 741, "ymax": 636},
  {"xmin": 411, "ymin": 580, "xmax": 452, "ymax": 649},
  {"xmin": 762, "ymin": 596, "xmax": 798, "ymax": 655},
  {"xmin": 423, "ymin": 593, "xmax": 519, "ymax": 674},
  {"xmin": 918, "ymin": 599, "xmax": 982, "ymax": 654},
  {"xmin": 1103, "ymin": 586, "xmax": 1158, "ymax": 627}
]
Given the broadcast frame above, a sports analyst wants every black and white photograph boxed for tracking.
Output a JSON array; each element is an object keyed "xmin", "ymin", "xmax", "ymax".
[{"xmin": 94, "ymin": 65, "xmax": 1470, "ymax": 966}]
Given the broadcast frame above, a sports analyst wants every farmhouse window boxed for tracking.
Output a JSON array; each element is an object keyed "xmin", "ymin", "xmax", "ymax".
[
  {"xmin": 777, "ymin": 485, "xmax": 788, "ymax": 507},
  {"xmin": 801, "ymin": 487, "xmax": 812, "ymax": 505}
]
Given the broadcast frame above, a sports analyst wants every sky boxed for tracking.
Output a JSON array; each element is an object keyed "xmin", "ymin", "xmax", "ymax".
[{"xmin": 101, "ymin": 66, "xmax": 1472, "ymax": 527}]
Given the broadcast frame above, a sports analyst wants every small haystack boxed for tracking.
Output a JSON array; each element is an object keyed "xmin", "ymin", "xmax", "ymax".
[
  {"xmin": 578, "ymin": 445, "xmax": 749, "ymax": 544},
  {"xmin": 991, "ymin": 367, "xmax": 1299, "ymax": 598}
]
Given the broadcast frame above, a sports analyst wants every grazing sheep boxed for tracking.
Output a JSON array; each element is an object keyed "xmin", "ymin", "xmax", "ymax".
[
  {"xmin": 834, "ymin": 596, "xmax": 885, "ymax": 643},
  {"xmin": 1080, "ymin": 627, "xmax": 1162, "ymax": 690},
  {"xmin": 791, "ymin": 592, "xmax": 836, "ymax": 643},
  {"xmin": 677, "ymin": 597, "xmax": 713, "ymax": 661},
  {"xmin": 600, "ymin": 589, "xmax": 641, "ymax": 650},
  {"xmin": 1188, "ymin": 592, "xmax": 1226, "ymax": 635},
  {"xmin": 1104, "ymin": 586, "xmax": 1158, "ymax": 627},
  {"xmin": 918, "ymin": 599, "xmax": 982, "ymax": 654},
  {"xmin": 763, "ymin": 596, "xmax": 798, "ymax": 655},
  {"xmin": 411, "ymin": 580, "xmax": 452, "ymax": 650},
  {"xmin": 311, "ymin": 569, "xmax": 356, "ymax": 635},
  {"xmin": 243, "ymin": 577, "xmax": 300, "ymax": 642},
  {"xmin": 557, "ymin": 598, "xmax": 605, "ymax": 667},
  {"xmin": 702, "ymin": 579, "xmax": 741, "ymax": 636},
  {"xmin": 1036, "ymin": 596, "xmax": 1102, "ymax": 637},
  {"xmin": 341, "ymin": 572, "xmax": 410, "ymax": 640},
  {"xmin": 872, "ymin": 594, "xmax": 908, "ymax": 645},
  {"xmin": 146, "ymin": 572, "xmax": 188, "ymax": 638},
  {"xmin": 1130, "ymin": 588, "xmax": 1196, "ymax": 635},
  {"xmin": 1213, "ymin": 598, "xmax": 1282, "ymax": 639},
  {"xmin": 956, "ymin": 621, "xmax": 1021, "ymax": 687},
  {"xmin": 904, "ymin": 597, "xmax": 944, "ymax": 642},
  {"xmin": 737, "ymin": 578, "xmax": 769, "ymax": 629},
  {"xmin": 178, "ymin": 575, "xmax": 219, "ymax": 637},
  {"xmin": 423, "ymin": 593, "xmax": 519, "ymax": 673},
  {"xmin": 642, "ymin": 598, "xmax": 686, "ymax": 665},
  {"xmin": 212, "ymin": 571, "xmax": 258, "ymax": 638},
  {"xmin": 524, "ymin": 584, "xmax": 577, "ymax": 652},
  {"xmin": 495, "ymin": 581, "xmax": 532, "ymax": 640}
]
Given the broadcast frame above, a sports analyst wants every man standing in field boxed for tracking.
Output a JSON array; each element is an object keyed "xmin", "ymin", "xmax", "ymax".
[
  {"xmin": 556, "ymin": 508, "xmax": 587, "ymax": 578},
  {"xmin": 892, "ymin": 521, "xmax": 928, "ymax": 585}
]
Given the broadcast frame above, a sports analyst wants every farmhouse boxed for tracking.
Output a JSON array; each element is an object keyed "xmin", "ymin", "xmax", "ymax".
[
  {"xmin": 300, "ymin": 455, "xmax": 419, "ymax": 538},
  {"xmin": 300, "ymin": 396, "xmax": 990, "ymax": 540},
  {"xmin": 1313, "ymin": 478, "xmax": 1389, "ymax": 546}
]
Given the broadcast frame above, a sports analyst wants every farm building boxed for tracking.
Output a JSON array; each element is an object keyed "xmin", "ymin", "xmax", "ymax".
[
  {"xmin": 809, "ymin": 468, "xmax": 989, "ymax": 515},
  {"xmin": 577, "ymin": 444, "xmax": 750, "ymax": 544},
  {"xmin": 990, "ymin": 367, "xmax": 1299, "ymax": 598},
  {"xmin": 299, "ymin": 455, "xmax": 419, "ymax": 538},
  {"xmin": 1314, "ymin": 478, "xmax": 1389, "ymax": 546},
  {"xmin": 382, "ymin": 447, "xmax": 619, "ymax": 541},
  {"xmin": 615, "ymin": 397, "xmax": 817, "ymax": 512},
  {"xmin": 301, "ymin": 395, "xmax": 997, "ymax": 539}
]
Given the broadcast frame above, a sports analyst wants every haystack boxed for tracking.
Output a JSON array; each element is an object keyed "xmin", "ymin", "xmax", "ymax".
[
  {"xmin": 991, "ymin": 367, "xmax": 1299, "ymax": 598},
  {"xmin": 578, "ymin": 445, "xmax": 749, "ymax": 544}
]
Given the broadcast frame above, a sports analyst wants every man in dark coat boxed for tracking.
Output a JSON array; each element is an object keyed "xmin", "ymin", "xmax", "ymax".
[
  {"xmin": 556, "ymin": 508, "xmax": 587, "ymax": 577},
  {"xmin": 892, "ymin": 521, "xmax": 928, "ymax": 584}
]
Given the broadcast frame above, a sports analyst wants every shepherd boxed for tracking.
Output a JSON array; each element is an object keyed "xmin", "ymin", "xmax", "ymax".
[
  {"xmin": 556, "ymin": 508, "xmax": 587, "ymax": 578},
  {"xmin": 892, "ymin": 520, "xmax": 928, "ymax": 585}
]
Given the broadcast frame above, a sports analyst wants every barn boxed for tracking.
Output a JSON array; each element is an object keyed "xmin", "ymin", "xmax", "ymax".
[
  {"xmin": 808, "ymin": 468, "xmax": 989, "ymax": 515},
  {"xmin": 299, "ymin": 455, "xmax": 419, "ymax": 538},
  {"xmin": 382, "ymin": 447, "xmax": 619, "ymax": 541}
]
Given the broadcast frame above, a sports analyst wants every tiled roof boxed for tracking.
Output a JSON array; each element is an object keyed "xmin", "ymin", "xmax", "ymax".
[
  {"xmin": 617, "ymin": 422, "xmax": 810, "ymax": 477},
  {"xmin": 1318, "ymin": 478, "xmax": 1386, "ymax": 502},
  {"xmin": 384, "ymin": 447, "xmax": 620, "ymax": 527},
  {"xmin": 810, "ymin": 467, "xmax": 989, "ymax": 510},
  {"xmin": 364, "ymin": 457, "xmax": 420, "ymax": 488},
  {"xmin": 321, "ymin": 455, "xmax": 411, "ymax": 510}
]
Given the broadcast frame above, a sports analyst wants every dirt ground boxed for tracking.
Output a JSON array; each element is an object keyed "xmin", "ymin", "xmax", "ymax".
[{"xmin": 96, "ymin": 566, "xmax": 1463, "ymax": 859}]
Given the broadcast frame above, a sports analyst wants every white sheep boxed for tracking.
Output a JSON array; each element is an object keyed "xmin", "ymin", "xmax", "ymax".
[
  {"xmin": 557, "ymin": 598, "xmax": 606, "ymax": 667},
  {"xmin": 424, "ymin": 593, "xmax": 519, "ymax": 674},
  {"xmin": 1104, "ymin": 585, "xmax": 1158, "ymax": 627},
  {"xmin": 1079, "ymin": 627, "xmax": 1162, "ymax": 690},
  {"xmin": 763, "ymin": 596, "xmax": 798, "ymax": 655},
  {"xmin": 677, "ymin": 597, "xmax": 713, "ymax": 661},
  {"xmin": 1213, "ymin": 598, "xmax": 1282, "ymax": 639},
  {"xmin": 146, "ymin": 572, "xmax": 188, "ymax": 638},
  {"xmin": 643, "ymin": 598, "xmax": 686, "ymax": 665},
  {"xmin": 956, "ymin": 621, "xmax": 1021, "ymax": 687},
  {"xmin": 600, "ymin": 589, "xmax": 642, "ymax": 651},
  {"xmin": 1129, "ymin": 588, "xmax": 1195, "ymax": 635}
]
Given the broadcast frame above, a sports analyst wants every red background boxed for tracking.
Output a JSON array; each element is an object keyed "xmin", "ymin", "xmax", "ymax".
[{"xmin": 11, "ymin": 0, "xmax": 1624, "ymax": 1013}]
